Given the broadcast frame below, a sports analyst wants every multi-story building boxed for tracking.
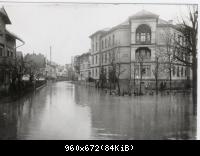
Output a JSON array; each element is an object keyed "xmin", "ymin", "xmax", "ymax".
[
  {"xmin": 79, "ymin": 51, "xmax": 91, "ymax": 81},
  {"xmin": 0, "ymin": 7, "xmax": 24, "ymax": 92},
  {"xmin": 45, "ymin": 60, "xmax": 57, "ymax": 80},
  {"xmin": 89, "ymin": 10, "xmax": 189, "ymax": 89}
]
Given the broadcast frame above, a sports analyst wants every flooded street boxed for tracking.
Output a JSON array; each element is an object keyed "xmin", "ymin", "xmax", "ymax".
[{"xmin": 0, "ymin": 81, "xmax": 196, "ymax": 140}]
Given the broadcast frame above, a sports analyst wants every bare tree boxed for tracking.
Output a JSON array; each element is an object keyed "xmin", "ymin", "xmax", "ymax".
[
  {"xmin": 152, "ymin": 57, "xmax": 159, "ymax": 94},
  {"xmin": 99, "ymin": 66, "xmax": 107, "ymax": 89},
  {"xmin": 157, "ymin": 27, "xmax": 176, "ymax": 91},
  {"xmin": 174, "ymin": 5, "xmax": 198, "ymax": 115},
  {"xmin": 108, "ymin": 57, "xmax": 126, "ymax": 96}
]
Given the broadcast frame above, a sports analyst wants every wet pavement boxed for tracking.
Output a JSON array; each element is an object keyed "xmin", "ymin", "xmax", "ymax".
[{"xmin": 0, "ymin": 81, "xmax": 196, "ymax": 140}]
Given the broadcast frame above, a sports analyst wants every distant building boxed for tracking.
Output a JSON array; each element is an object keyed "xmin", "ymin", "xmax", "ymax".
[
  {"xmin": 56, "ymin": 65, "xmax": 68, "ymax": 80},
  {"xmin": 79, "ymin": 51, "xmax": 91, "ymax": 81},
  {"xmin": 71, "ymin": 55, "xmax": 81, "ymax": 80},
  {"xmin": 0, "ymin": 7, "xmax": 24, "ymax": 92},
  {"xmin": 45, "ymin": 60, "xmax": 57, "ymax": 80},
  {"xmin": 65, "ymin": 64, "xmax": 75, "ymax": 80}
]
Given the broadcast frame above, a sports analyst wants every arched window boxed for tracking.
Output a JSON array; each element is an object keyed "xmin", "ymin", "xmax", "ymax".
[
  {"xmin": 136, "ymin": 24, "xmax": 151, "ymax": 44},
  {"xmin": 135, "ymin": 47, "xmax": 151, "ymax": 60}
]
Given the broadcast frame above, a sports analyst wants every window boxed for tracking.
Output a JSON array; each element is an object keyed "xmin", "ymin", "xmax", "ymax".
[
  {"xmin": 92, "ymin": 43, "xmax": 94, "ymax": 52},
  {"xmin": 10, "ymin": 51, "xmax": 13, "ymax": 57},
  {"xmin": 105, "ymin": 53, "xmax": 107, "ymax": 63},
  {"xmin": 109, "ymin": 37, "xmax": 111, "ymax": 47},
  {"xmin": 102, "ymin": 40, "xmax": 104, "ymax": 49},
  {"xmin": 0, "ymin": 47, "xmax": 3, "ymax": 56},
  {"xmin": 109, "ymin": 52, "xmax": 111, "ymax": 62},
  {"xmin": 102, "ymin": 54, "xmax": 104, "ymax": 64},
  {"xmin": 142, "ymin": 65, "xmax": 151, "ymax": 77},
  {"xmin": 173, "ymin": 66, "xmax": 176, "ymax": 76},
  {"xmin": 185, "ymin": 69, "xmax": 187, "ymax": 77},
  {"xmin": 136, "ymin": 24, "xmax": 151, "ymax": 44},
  {"xmin": 105, "ymin": 39, "xmax": 107, "ymax": 48},
  {"xmin": 92, "ymin": 56, "xmax": 94, "ymax": 65},
  {"xmin": 96, "ymin": 55, "xmax": 98, "ymax": 64},
  {"xmin": 181, "ymin": 67, "xmax": 183, "ymax": 77},
  {"xmin": 7, "ymin": 50, "xmax": 9, "ymax": 57},
  {"xmin": 96, "ymin": 42, "xmax": 98, "ymax": 51},
  {"xmin": 113, "ymin": 35, "xmax": 115, "ymax": 46},
  {"xmin": 96, "ymin": 68, "xmax": 97, "ymax": 77},
  {"xmin": 177, "ymin": 66, "xmax": 180, "ymax": 77},
  {"xmin": 135, "ymin": 47, "xmax": 151, "ymax": 60}
]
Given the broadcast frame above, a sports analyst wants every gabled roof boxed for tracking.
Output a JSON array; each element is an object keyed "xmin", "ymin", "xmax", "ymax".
[
  {"xmin": 5, "ymin": 29, "xmax": 25, "ymax": 43},
  {"xmin": 129, "ymin": 10, "xmax": 159, "ymax": 20},
  {"xmin": 0, "ymin": 7, "xmax": 11, "ymax": 24}
]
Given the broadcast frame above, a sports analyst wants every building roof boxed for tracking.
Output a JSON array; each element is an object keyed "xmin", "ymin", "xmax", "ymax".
[
  {"xmin": 89, "ymin": 29, "xmax": 109, "ymax": 38},
  {"xmin": 129, "ymin": 10, "xmax": 159, "ymax": 20},
  {"xmin": 5, "ymin": 29, "xmax": 24, "ymax": 43},
  {"xmin": 90, "ymin": 19, "xmax": 129, "ymax": 38},
  {"xmin": 0, "ymin": 7, "xmax": 11, "ymax": 24}
]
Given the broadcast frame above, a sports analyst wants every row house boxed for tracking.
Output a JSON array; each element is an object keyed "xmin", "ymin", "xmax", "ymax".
[{"xmin": 0, "ymin": 7, "xmax": 24, "ymax": 92}]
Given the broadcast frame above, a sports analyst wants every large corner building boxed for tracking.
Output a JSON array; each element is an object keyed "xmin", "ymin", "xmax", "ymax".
[{"xmin": 89, "ymin": 10, "xmax": 190, "ymax": 89}]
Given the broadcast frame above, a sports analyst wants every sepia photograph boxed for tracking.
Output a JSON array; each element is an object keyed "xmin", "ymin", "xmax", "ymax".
[{"xmin": 0, "ymin": 0, "xmax": 198, "ymax": 141}]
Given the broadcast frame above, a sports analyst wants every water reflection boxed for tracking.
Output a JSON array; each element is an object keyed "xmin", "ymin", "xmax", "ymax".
[{"xmin": 0, "ymin": 81, "xmax": 196, "ymax": 140}]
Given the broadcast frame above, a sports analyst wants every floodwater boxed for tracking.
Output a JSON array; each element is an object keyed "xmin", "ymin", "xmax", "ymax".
[{"xmin": 0, "ymin": 81, "xmax": 196, "ymax": 140}]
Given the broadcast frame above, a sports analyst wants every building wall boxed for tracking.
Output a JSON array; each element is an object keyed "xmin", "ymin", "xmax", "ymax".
[{"xmin": 90, "ymin": 27, "xmax": 131, "ymax": 80}]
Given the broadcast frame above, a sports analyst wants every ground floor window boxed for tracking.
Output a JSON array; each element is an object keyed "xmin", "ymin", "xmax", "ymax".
[
  {"xmin": 173, "ymin": 66, "xmax": 176, "ymax": 76},
  {"xmin": 181, "ymin": 67, "xmax": 184, "ymax": 77},
  {"xmin": 177, "ymin": 66, "xmax": 180, "ymax": 77},
  {"xmin": 134, "ymin": 64, "xmax": 151, "ymax": 77},
  {"xmin": 142, "ymin": 65, "xmax": 151, "ymax": 77},
  {"xmin": 0, "ymin": 71, "xmax": 4, "ymax": 83}
]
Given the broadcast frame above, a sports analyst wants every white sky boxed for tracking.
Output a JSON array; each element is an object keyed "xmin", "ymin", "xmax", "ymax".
[{"xmin": 0, "ymin": 2, "xmax": 195, "ymax": 65}]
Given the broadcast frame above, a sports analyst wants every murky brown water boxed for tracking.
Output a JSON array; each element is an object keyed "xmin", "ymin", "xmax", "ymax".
[{"xmin": 0, "ymin": 81, "xmax": 196, "ymax": 140}]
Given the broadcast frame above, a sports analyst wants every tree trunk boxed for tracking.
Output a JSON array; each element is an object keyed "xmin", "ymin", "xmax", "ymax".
[
  {"xmin": 117, "ymin": 78, "xmax": 120, "ymax": 96},
  {"xmin": 109, "ymin": 81, "xmax": 111, "ymax": 95},
  {"xmin": 140, "ymin": 72, "xmax": 143, "ymax": 95},
  {"xmin": 169, "ymin": 67, "xmax": 172, "ymax": 92},
  {"xmin": 156, "ymin": 76, "xmax": 158, "ymax": 95},
  {"xmin": 192, "ymin": 57, "xmax": 197, "ymax": 115}
]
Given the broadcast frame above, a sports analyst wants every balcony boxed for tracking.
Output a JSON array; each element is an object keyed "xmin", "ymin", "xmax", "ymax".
[{"xmin": 0, "ymin": 57, "xmax": 15, "ymax": 67}]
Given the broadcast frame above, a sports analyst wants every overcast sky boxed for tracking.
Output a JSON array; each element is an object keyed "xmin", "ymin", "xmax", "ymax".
[{"xmin": 0, "ymin": 2, "xmax": 193, "ymax": 65}]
